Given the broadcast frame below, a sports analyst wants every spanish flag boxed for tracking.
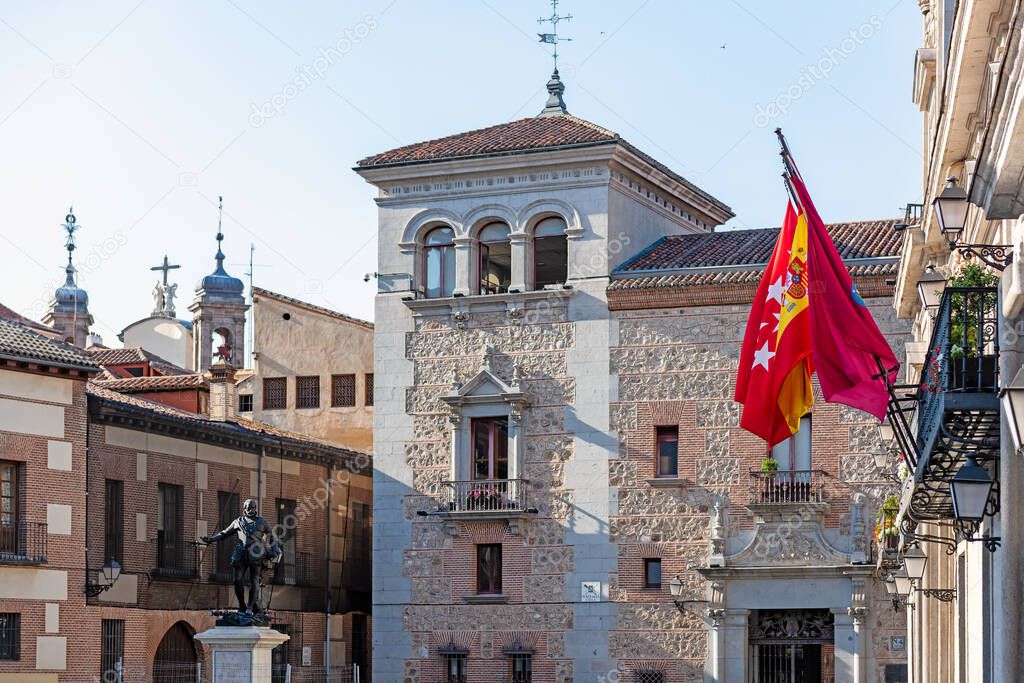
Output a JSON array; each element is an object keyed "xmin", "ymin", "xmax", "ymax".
[{"xmin": 734, "ymin": 202, "xmax": 814, "ymax": 447}]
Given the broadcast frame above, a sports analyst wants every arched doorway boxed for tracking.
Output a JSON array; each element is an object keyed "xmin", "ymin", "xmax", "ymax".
[{"xmin": 153, "ymin": 621, "xmax": 199, "ymax": 683}]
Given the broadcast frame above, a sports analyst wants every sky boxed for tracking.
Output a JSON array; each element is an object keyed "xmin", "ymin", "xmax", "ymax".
[{"xmin": 0, "ymin": 0, "xmax": 923, "ymax": 343}]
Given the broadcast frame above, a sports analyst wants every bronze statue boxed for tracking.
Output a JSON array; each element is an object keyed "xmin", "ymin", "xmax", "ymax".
[{"xmin": 201, "ymin": 499, "xmax": 280, "ymax": 622}]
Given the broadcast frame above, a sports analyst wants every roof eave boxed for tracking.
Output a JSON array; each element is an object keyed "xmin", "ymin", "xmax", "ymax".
[{"xmin": 0, "ymin": 351, "xmax": 101, "ymax": 375}]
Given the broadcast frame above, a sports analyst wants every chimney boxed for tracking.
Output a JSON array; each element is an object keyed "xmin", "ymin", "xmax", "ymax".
[
  {"xmin": 208, "ymin": 361, "xmax": 236, "ymax": 422},
  {"xmin": 86, "ymin": 333, "xmax": 104, "ymax": 348}
]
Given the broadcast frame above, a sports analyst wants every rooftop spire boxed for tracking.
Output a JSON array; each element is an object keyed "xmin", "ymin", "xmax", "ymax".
[
  {"xmin": 61, "ymin": 208, "xmax": 79, "ymax": 286},
  {"xmin": 537, "ymin": 0, "xmax": 571, "ymax": 117},
  {"xmin": 214, "ymin": 195, "xmax": 226, "ymax": 275}
]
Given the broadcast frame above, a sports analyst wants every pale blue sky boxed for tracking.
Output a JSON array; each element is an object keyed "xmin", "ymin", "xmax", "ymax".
[{"xmin": 0, "ymin": 1, "xmax": 921, "ymax": 342}]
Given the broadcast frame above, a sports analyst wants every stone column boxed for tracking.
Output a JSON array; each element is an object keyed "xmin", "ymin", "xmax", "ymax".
[
  {"xmin": 508, "ymin": 231, "xmax": 529, "ymax": 292},
  {"xmin": 706, "ymin": 608, "xmax": 748, "ymax": 683},
  {"xmin": 453, "ymin": 237, "xmax": 474, "ymax": 296},
  {"xmin": 195, "ymin": 626, "xmax": 289, "ymax": 683},
  {"xmin": 832, "ymin": 608, "xmax": 866, "ymax": 683}
]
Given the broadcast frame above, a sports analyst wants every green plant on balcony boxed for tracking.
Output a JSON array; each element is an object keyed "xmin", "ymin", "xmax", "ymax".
[
  {"xmin": 760, "ymin": 456, "xmax": 779, "ymax": 472},
  {"xmin": 947, "ymin": 263, "xmax": 998, "ymax": 360},
  {"xmin": 874, "ymin": 495, "xmax": 900, "ymax": 546}
]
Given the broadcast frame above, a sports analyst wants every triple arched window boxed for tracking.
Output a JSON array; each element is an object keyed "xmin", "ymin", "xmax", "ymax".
[{"xmin": 421, "ymin": 215, "xmax": 570, "ymax": 299}]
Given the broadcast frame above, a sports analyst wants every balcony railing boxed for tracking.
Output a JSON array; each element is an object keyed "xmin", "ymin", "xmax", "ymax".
[
  {"xmin": 274, "ymin": 550, "xmax": 315, "ymax": 587},
  {"xmin": 151, "ymin": 539, "xmax": 200, "ymax": 580},
  {"xmin": 438, "ymin": 479, "xmax": 527, "ymax": 514},
  {"xmin": 0, "ymin": 520, "xmax": 47, "ymax": 564},
  {"xmin": 749, "ymin": 470, "xmax": 825, "ymax": 504}
]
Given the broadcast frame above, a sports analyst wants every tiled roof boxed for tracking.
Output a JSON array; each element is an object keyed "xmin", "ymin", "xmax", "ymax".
[
  {"xmin": 608, "ymin": 262, "xmax": 898, "ymax": 291},
  {"xmin": 0, "ymin": 318, "xmax": 100, "ymax": 371},
  {"xmin": 0, "ymin": 302, "xmax": 62, "ymax": 339},
  {"xmin": 252, "ymin": 288, "xmax": 373, "ymax": 329},
  {"xmin": 87, "ymin": 384, "xmax": 369, "ymax": 463},
  {"xmin": 356, "ymin": 114, "xmax": 733, "ymax": 215},
  {"xmin": 356, "ymin": 115, "xmax": 617, "ymax": 167},
  {"xmin": 616, "ymin": 219, "xmax": 902, "ymax": 274},
  {"xmin": 93, "ymin": 374, "xmax": 206, "ymax": 392},
  {"xmin": 84, "ymin": 346, "xmax": 190, "ymax": 376}
]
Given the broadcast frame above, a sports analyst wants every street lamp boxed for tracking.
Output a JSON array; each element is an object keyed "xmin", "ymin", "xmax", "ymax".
[
  {"xmin": 669, "ymin": 574, "xmax": 683, "ymax": 599},
  {"xmin": 932, "ymin": 177, "xmax": 969, "ymax": 237},
  {"xmin": 916, "ymin": 265, "xmax": 946, "ymax": 314},
  {"xmin": 903, "ymin": 546, "xmax": 927, "ymax": 581},
  {"xmin": 872, "ymin": 446, "xmax": 888, "ymax": 470},
  {"xmin": 84, "ymin": 559, "xmax": 122, "ymax": 597},
  {"xmin": 893, "ymin": 568, "xmax": 913, "ymax": 596},
  {"xmin": 1000, "ymin": 366, "xmax": 1024, "ymax": 451},
  {"xmin": 884, "ymin": 576, "xmax": 897, "ymax": 595},
  {"xmin": 950, "ymin": 455, "xmax": 994, "ymax": 522}
]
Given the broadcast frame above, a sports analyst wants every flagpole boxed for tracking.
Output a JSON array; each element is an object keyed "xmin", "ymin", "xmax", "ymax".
[{"xmin": 774, "ymin": 127, "xmax": 801, "ymax": 180}]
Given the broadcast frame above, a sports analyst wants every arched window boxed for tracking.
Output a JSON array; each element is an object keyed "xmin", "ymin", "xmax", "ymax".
[
  {"xmin": 212, "ymin": 327, "xmax": 232, "ymax": 363},
  {"xmin": 423, "ymin": 226, "xmax": 456, "ymax": 298},
  {"xmin": 533, "ymin": 216, "xmax": 568, "ymax": 289},
  {"xmin": 478, "ymin": 222, "xmax": 511, "ymax": 295}
]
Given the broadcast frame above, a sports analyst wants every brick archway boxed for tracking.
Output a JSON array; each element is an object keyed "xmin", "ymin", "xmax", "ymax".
[{"xmin": 153, "ymin": 621, "xmax": 199, "ymax": 683}]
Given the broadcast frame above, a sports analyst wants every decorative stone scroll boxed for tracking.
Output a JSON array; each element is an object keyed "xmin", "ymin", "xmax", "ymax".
[{"xmin": 749, "ymin": 609, "xmax": 835, "ymax": 644}]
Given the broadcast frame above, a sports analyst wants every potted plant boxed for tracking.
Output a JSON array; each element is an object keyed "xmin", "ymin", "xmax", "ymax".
[
  {"xmin": 946, "ymin": 264, "xmax": 999, "ymax": 390},
  {"xmin": 761, "ymin": 456, "xmax": 779, "ymax": 472},
  {"xmin": 875, "ymin": 495, "xmax": 900, "ymax": 551}
]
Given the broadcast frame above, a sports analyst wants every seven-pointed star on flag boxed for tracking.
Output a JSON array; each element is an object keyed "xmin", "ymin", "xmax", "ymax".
[
  {"xmin": 766, "ymin": 276, "xmax": 786, "ymax": 304},
  {"xmin": 752, "ymin": 340, "xmax": 775, "ymax": 370}
]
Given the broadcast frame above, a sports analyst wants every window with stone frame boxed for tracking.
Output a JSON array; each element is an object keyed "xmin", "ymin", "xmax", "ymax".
[
  {"xmin": 331, "ymin": 374, "xmax": 356, "ymax": 407},
  {"xmin": 443, "ymin": 652, "xmax": 467, "ymax": 683},
  {"xmin": 656, "ymin": 426, "xmax": 679, "ymax": 477},
  {"xmin": 296, "ymin": 376, "xmax": 320, "ymax": 409},
  {"xmin": 533, "ymin": 216, "xmax": 568, "ymax": 289},
  {"xmin": 263, "ymin": 377, "xmax": 287, "ymax": 410},
  {"xmin": 476, "ymin": 543, "xmax": 502, "ymax": 594},
  {"xmin": 643, "ymin": 557, "xmax": 662, "ymax": 589},
  {"xmin": 0, "ymin": 613, "xmax": 19, "ymax": 660},
  {"xmin": 238, "ymin": 394, "xmax": 253, "ymax": 413},
  {"xmin": 364, "ymin": 373, "xmax": 374, "ymax": 406},
  {"xmin": 424, "ymin": 226, "xmax": 456, "ymax": 298},
  {"xmin": 479, "ymin": 221, "xmax": 512, "ymax": 294},
  {"xmin": 771, "ymin": 414, "xmax": 812, "ymax": 470},
  {"xmin": 472, "ymin": 417, "xmax": 509, "ymax": 481},
  {"xmin": 633, "ymin": 671, "xmax": 665, "ymax": 683}
]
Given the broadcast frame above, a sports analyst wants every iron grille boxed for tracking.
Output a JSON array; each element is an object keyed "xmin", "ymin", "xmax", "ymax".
[
  {"xmin": 296, "ymin": 376, "xmax": 320, "ymax": 409},
  {"xmin": 101, "ymin": 619, "xmax": 124, "ymax": 682},
  {"xmin": 263, "ymin": 377, "xmax": 287, "ymax": 410},
  {"xmin": 331, "ymin": 374, "xmax": 356, "ymax": 407},
  {"xmin": 633, "ymin": 671, "xmax": 665, "ymax": 683},
  {"xmin": 0, "ymin": 613, "xmax": 19, "ymax": 660},
  {"xmin": 0, "ymin": 521, "xmax": 47, "ymax": 564}
]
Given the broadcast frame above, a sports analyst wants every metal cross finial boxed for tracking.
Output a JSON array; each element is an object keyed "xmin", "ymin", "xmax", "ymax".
[
  {"xmin": 150, "ymin": 255, "xmax": 181, "ymax": 287},
  {"xmin": 538, "ymin": 0, "xmax": 572, "ymax": 71},
  {"xmin": 61, "ymin": 207, "xmax": 79, "ymax": 263}
]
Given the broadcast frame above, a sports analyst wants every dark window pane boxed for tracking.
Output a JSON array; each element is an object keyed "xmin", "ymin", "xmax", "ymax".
[
  {"xmin": 534, "ymin": 235, "xmax": 568, "ymax": 288},
  {"xmin": 263, "ymin": 378, "xmax": 286, "ymax": 410},
  {"xmin": 101, "ymin": 619, "xmax": 124, "ymax": 679},
  {"xmin": 364, "ymin": 374, "xmax": 374, "ymax": 406},
  {"xmin": 480, "ymin": 235, "xmax": 511, "ymax": 295},
  {"xmin": 296, "ymin": 376, "xmax": 320, "ymax": 409},
  {"xmin": 471, "ymin": 417, "xmax": 509, "ymax": 481},
  {"xmin": 216, "ymin": 491, "xmax": 239, "ymax": 575},
  {"xmin": 644, "ymin": 558, "xmax": 661, "ymax": 588},
  {"xmin": 332, "ymin": 374, "xmax": 356, "ymax": 407},
  {"xmin": 656, "ymin": 426, "xmax": 678, "ymax": 477},
  {"xmin": 476, "ymin": 543, "xmax": 502, "ymax": 594},
  {"xmin": 238, "ymin": 394, "xmax": 253, "ymax": 412},
  {"xmin": 104, "ymin": 480, "xmax": 123, "ymax": 564},
  {"xmin": 0, "ymin": 613, "xmax": 19, "ymax": 660}
]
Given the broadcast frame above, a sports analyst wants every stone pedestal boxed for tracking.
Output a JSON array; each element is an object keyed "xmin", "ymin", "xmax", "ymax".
[{"xmin": 195, "ymin": 626, "xmax": 289, "ymax": 683}]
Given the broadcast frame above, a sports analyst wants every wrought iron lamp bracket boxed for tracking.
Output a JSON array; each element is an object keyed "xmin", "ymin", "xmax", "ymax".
[
  {"xmin": 945, "ymin": 237, "xmax": 1013, "ymax": 271},
  {"xmin": 919, "ymin": 587, "xmax": 957, "ymax": 602},
  {"xmin": 84, "ymin": 580, "xmax": 112, "ymax": 598}
]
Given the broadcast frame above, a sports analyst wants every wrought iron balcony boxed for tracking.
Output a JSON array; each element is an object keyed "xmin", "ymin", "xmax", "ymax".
[
  {"xmin": 749, "ymin": 470, "xmax": 825, "ymax": 505},
  {"xmin": 274, "ymin": 550, "xmax": 316, "ymax": 587},
  {"xmin": 437, "ymin": 479, "xmax": 527, "ymax": 515},
  {"xmin": 150, "ymin": 539, "xmax": 201, "ymax": 580},
  {"xmin": 884, "ymin": 286, "xmax": 1001, "ymax": 551},
  {"xmin": 0, "ymin": 520, "xmax": 47, "ymax": 564}
]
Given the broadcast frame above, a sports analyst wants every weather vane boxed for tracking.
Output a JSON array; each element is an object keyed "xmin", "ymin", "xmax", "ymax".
[
  {"xmin": 61, "ymin": 207, "xmax": 79, "ymax": 265},
  {"xmin": 538, "ymin": 0, "xmax": 572, "ymax": 71}
]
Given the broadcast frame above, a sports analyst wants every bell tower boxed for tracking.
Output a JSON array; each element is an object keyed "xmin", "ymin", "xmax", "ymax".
[
  {"xmin": 189, "ymin": 196, "xmax": 248, "ymax": 371},
  {"xmin": 42, "ymin": 208, "xmax": 93, "ymax": 347}
]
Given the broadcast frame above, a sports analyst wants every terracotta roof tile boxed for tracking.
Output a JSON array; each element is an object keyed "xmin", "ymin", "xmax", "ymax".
[
  {"xmin": 356, "ymin": 115, "xmax": 618, "ymax": 167},
  {"xmin": 84, "ymin": 346, "xmax": 190, "ymax": 375},
  {"xmin": 93, "ymin": 374, "xmax": 207, "ymax": 392},
  {"xmin": 0, "ymin": 318, "xmax": 100, "ymax": 371}
]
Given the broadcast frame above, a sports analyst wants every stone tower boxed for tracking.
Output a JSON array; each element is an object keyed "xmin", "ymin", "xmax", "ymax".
[
  {"xmin": 42, "ymin": 209, "xmax": 93, "ymax": 347},
  {"xmin": 188, "ymin": 197, "xmax": 247, "ymax": 371}
]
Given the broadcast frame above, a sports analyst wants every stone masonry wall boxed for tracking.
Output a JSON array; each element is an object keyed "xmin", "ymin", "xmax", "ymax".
[
  {"xmin": 607, "ymin": 296, "xmax": 911, "ymax": 680},
  {"xmin": 402, "ymin": 300, "xmax": 576, "ymax": 683}
]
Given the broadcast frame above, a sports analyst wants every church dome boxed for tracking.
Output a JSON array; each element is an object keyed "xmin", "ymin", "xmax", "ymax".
[
  {"xmin": 53, "ymin": 265, "xmax": 89, "ymax": 308},
  {"xmin": 197, "ymin": 263, "xmax": 244, "ymax": 297}
]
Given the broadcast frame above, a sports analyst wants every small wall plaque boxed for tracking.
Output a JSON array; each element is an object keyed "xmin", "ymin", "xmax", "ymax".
[
  {"xmin": 889, "ymin": 635, "xmax": 906, "ymax": 652},
  {"xmin": 581, "ymin": 581, "xmax": 601, "ymax": 602}
]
